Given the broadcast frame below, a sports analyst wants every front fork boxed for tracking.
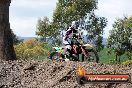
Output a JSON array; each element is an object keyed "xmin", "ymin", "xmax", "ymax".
[{"xmin": 80, "ymin": 46, "xmax": 89, "ymax": 58}]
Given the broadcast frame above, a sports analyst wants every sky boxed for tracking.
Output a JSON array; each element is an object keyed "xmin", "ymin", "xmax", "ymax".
[{"xmin": 9, "ymin": 0, "xmax": 132, "ymax": 38}]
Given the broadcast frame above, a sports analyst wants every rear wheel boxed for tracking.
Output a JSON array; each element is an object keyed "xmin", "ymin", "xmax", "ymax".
[
  {"xmin": 65, "ymin": 49, "xmax": 79, "ymax": 61},
  {"xmin": 84, "ymin": 49, "xmax": 99, "ymax": 63},
  {"xmin": 71, "ymin": 54, "xmax": 79, "ymax": 61}
]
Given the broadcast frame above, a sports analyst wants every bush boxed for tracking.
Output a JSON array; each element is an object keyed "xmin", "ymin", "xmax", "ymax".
[
  {"xmin": 122, "ymin": 60, "xmax": 132, "ymax": 66},
  {"xmin": 42, "ymin": 42, "xmax": 53, "ymax": 52},
  {"xmin": 14, "ymin": 39, "xmax": 50, "ymax": 59}
]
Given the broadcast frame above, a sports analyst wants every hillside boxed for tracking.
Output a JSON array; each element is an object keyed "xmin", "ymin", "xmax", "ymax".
[
  {"xmin": 0, "ymin": 60, "xmax": 131, "ymax": 88},
  {"xmin": 17, "ymin": 36, "xmax": 108, "ymax": 46},
  {"xmin": 17, "ymin": 36, "xmax": 36, "ymax": 41}
]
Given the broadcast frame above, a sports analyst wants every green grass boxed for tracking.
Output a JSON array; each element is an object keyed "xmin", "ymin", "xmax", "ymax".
[
  {"xmin": 99, "ymin": 48, "xmax": 131, "ymax": 64},
  {"xmin": 99, "ymin": 48, "xmax": 114, "ymax": 64}
]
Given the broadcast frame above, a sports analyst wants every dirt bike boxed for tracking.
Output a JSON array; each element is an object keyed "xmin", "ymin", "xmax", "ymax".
[
  {"xmin": 82, "ymin": 43, "xmax": 99, "ymax": 63},
  {"xmin": 48, "ymin": 38, "xmax": 99, "ymax": 63},
  {"xmin": 48, "ymin": 46, "xmax": 78, "ymax": 61}
]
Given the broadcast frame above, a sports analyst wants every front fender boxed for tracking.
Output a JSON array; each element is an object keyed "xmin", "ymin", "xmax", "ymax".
[{"xmin": 83, "ymin": 44, "xmax": 94, "ymax": 49}]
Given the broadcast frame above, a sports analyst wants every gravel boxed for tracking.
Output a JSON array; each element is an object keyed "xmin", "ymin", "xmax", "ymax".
[{"xmin": 0, "ymin": 60, "xmax": 131, "ymax": 88}]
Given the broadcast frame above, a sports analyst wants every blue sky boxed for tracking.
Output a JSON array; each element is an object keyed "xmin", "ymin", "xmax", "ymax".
[{"xmin": 9, "ymin": 0, "xmax": 132, "ymax": 38}]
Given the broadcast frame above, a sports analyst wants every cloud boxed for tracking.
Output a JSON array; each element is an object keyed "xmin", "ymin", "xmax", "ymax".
[
  {"xmin": 9, "ymin": 0, "xmax": 132, "ymax": 37},
  {"xmin": 10, "ymin": 0, "xmax": 58, "ymax": 18},
  {"xmin": 95, "ymin": 0, "xmax": 132, "ymax": 38},
  {"xmin": 11, "ymin": 0, "xmax": 57, "ymax": 9},
  {"xmin": 10, "ymin": 16, "xmax": 38, "ymax": 37},
  {"xmin": 96, "ymin": 0, "xmax": 132, "ymax": 18},
  {"xmin": 10, "ymin": 0, "xmax": 57, "ymax": 37}
]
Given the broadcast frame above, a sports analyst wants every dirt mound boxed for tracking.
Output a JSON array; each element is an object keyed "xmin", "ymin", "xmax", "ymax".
[{"xmin": 0, "ymin": 60, "xmax": 132, "ymax": 88}]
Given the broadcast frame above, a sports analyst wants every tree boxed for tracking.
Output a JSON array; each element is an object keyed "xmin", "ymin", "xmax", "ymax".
[
  {"xmin": 108, "ymin": 16, "xmax": 131, "ymax": 49},
  {"xmin": 0, "ymin": 0, "xmax": 16, "ymax": 60},
  {"xmin": 53, "ymin": 0, "xmax": 98, "ymax": 28},
  {"xmin": 36, "ymin": 17, "xmax": 57, "ymax": 42},
  {"xmin": 85, "ymin": 13, "xmax": 107, "ymax": 51},
  {"xmin": 107, "ymin": 16, "xmax": 132, "ymax": 62},
  {"xmin": 53, "ymin": 0, "xmax": 107, "ymax": 51},
  {"xmin": 11, "ymin": 30, "xmax": 23, "ymax": 45}
]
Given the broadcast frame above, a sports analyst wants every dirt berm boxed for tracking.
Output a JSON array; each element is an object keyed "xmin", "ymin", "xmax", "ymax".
[{"xmin": 0, "ymin": 60, "xmax": 132, "ymax": 88}]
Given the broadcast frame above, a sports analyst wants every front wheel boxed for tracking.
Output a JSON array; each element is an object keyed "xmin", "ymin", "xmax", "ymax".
[{"xmin": 49, "ymin": 52, "xmax": 64, "ymax": 60}]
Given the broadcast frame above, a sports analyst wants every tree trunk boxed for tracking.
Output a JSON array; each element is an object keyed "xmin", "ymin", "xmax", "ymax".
[{"xmin": 0, "ymin": 0, "xmax": 16, "ymax": 60}]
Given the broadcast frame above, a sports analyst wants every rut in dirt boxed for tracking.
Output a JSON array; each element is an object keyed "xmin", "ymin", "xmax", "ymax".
[{"xmin": 0, "ymin": 60, "xmax": 131, "ymax": 88}]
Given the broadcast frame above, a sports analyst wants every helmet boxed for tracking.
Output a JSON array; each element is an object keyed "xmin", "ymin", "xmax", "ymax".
[{"xmin": 71, "ymin": 21, "xmax": 79, "ymax": 29}]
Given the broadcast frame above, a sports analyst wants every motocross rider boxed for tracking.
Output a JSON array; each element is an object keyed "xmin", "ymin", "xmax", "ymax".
[
  {"xmin": 63, "ymin": 21, "xmax": 80, "ymax": 51},
  {"xmin": 63, "ymin": 21, "xmax": 88, "ymax": 58},
  {"xmin": 64, "ymin": 21, "xmax": 80, "ymax": 44}
]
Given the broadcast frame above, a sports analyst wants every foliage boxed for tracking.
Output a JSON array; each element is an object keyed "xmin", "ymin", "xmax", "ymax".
[
  {"xmin": 35, "ymin": 0, "xmax": 107, "ymax": 49},
  {"xmin": 85, "ymin": 14, "xmax": 107, "ymax": 51},
  {"xmin": 107, "ymin": 16, "xmax": 131, "ymax": 49},
  {"xmin": 107, "ymin": 16, "xmax": 132, "ymax": 62},
  {"xmin": 42, "ymin": 42, "xmax": 54, "ymax": 52},
  {"xmin": 125, "ymin": 51, "xmax": 131, "ymax": 60},
  {"xmin": 14, "ymin": 39, "xmax": 50, "ymax": 59},
  {"xmin": 52, "ymin": 0, "xmax": 107, "ymax": 51},
  {"xmin": 53, "ymin": 0, "xmax": 98, "ymax": 27},
  {"xmin": 11, "ymin": 29, "xmax": 23, "ymax": 45},
  {"xmin": 36, "ymin": 17, "xmax": 58, "ymax": 42},
  {"xmin": 122, "ymin": 60, "xmax": 132, "ymax": 66}
]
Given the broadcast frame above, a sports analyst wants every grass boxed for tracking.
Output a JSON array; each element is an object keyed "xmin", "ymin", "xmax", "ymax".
[
  {"xmin": 99, "ymin": 48, "xmax": 115, "ymax": 64},
  {"xmin": 32, "ymin": 46, "xmax": 130, "ymax": 65},
  {"xmin": 99, "ymin": 48, "xmax": 131, "ymax": 64}
]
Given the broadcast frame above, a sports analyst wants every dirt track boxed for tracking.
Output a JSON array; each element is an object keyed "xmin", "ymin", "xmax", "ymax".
[{"xmin": 0, "ymin": 60, "xmax": 132, "ymax": 88}]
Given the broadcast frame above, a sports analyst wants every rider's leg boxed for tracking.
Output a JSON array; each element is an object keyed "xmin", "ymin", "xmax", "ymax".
[
  {"xmin": 81, "ymin": 47, "xmax": 88, "ymax": 57},
  {"xmin": 73, "ymin": 45, "xmax": 77, "ymax": 53}
]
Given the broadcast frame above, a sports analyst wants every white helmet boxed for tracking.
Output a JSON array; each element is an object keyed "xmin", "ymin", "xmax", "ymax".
[{"xmin": 71, "ymin": 21, "xmax": 79, "ymax": 29}]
